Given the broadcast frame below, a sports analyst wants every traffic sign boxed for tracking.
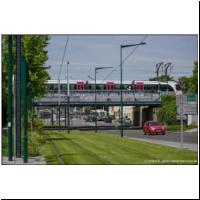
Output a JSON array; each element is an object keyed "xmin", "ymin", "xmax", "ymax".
[
  {"xmin": 176, "ymin": 94, "xmax": 197, "ymax": 115},
  {"xmin": 187, "ymin": 93, "xmax": 197, "ymax": 102}
]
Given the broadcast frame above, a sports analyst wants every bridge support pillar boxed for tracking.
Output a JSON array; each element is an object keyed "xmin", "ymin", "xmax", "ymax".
[
  {"xmin": 141, "ymin": 106, "xmax": 154, "ymax": 126},
  {"xmin": 133, "ymin": 106, "xmax": 140, "ymax": 128},
  {"xmin": 133, "ymin": 106, "xmax": 151, "ymax": 128}
]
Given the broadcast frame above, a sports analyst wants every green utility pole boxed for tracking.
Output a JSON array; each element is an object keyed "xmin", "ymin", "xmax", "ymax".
[
  {"xmin": 16, "ymin": 35, "xmax": 22, "ymax": 158},
  {"xmin": 95, "ymin": 68, "xmax": 97, "ymax": 133},
  {"xmin": 94, "ymin": 67, "xmax": 113, "ymax": 133},
  {"xmin": 8, "ymin": 35, "xmax": 13, "ymax": 161},
  {"xmin": 67, "ymin": 61, "xmax": 70, "ymax": 134},
  {"xmin": 22, "ymin": 59, "xmax": 28, "ymax": 163},
  {"xmin": 120, "ymin": 42, "xmax": 146, "ymax": 138},
  {"xmin": 120, "ymin": 46, "xmax": 123, "ymax": 138}
]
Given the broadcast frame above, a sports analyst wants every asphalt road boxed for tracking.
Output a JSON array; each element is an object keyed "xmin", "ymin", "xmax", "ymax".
[
  {"xmin": 101, "ymin": 129, "xmax": 198, "ymax": 151},
  {"xmin": 103, "ymin": 129, "xmax": 197, "ymax": 143}
]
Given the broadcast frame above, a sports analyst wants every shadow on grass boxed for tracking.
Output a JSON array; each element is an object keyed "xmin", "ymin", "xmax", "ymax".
[{"xmin": 45, "ymin": 137, "xmax": 73, "ymax": 141}]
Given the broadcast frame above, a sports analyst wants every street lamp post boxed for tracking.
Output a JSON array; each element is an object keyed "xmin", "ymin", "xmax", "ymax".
[
  {"xmin": 120, "ymin": 42, "xmax": 146, "ymax": 138},
  {"xmin": 94, "ymin": 67, "xmax": 113, "ymax": 133},
  {"xmin": 8, "ymin": 35, "xmax": 13, "ymax": 161},
  {"xmin": 67, "ymin": 61, "xmax": 70, "ymax": 134}
]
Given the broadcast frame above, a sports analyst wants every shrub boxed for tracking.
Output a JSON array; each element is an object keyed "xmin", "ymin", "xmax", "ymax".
[{"xmin": 156, "ymin": 94, "xmax": 177, "ymax": 125}]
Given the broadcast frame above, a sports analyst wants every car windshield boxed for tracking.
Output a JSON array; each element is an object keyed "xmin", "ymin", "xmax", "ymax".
[{"xmin": 149, "ymin": 121, "xmax": 162, "ymax": 126}]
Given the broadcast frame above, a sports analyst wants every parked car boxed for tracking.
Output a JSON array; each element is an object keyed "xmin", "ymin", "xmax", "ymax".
[
  {"xmin": 104, "ymin": 116, "xmax": 112, "ymax": 123},
  {"xmin": 90, "ymin": 115, "xmax": 97, "ymax": 122},
  {"xmin": 85, "ymin": 115, "xmax": 96, "ymax": 122},
  {"xmin": 143, "ymin": 120, "xmax": 166, "ymax": 135},
  {"xmin": 118, "ymin": 117, "xmax": 132, "ymax": 126},
  {"xmin": 84, "ymin": 115, "xmax": 91, "ymax": 122}
]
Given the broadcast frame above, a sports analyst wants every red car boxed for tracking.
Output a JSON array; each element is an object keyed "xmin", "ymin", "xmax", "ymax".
[{"xmin": 143, "ymin": 120, "xmax": 166, "ymax": 135}]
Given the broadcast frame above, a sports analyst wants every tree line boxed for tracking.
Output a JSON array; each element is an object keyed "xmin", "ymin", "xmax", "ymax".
[{"xmin": 2, "ymin": 35, "xmax": 50, "ymax": 127}]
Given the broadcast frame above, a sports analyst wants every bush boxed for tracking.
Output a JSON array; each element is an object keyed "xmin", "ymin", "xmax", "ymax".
[
  {"xmin": 166, "ymin": 124, "xmax": 197, "ymax": 131},
  {"xmin": 156, "ymin": 94, "xmax": 177, "ymax": 125},
  {"xmin": 2, "ymin": 134, "xmax": 8, "ymax": 156},
  {"xmin": 28, "ymin": 132, "xmax": 42, "ymax": 156},
  {"xmin": 28, "ymin": 117, "xmax": 43, "ymax": 133}
]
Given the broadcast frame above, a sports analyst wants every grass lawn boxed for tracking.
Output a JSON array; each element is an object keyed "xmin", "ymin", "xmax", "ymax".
[{"xmin": 40, "ymin": 131, "xmax": 198, "ymax": 165}]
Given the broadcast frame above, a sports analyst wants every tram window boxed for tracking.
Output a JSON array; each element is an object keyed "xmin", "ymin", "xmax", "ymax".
[
  {"xmin": 115, "ymin": 84, "xmax": 120, "ymax": 90},
  {"xmin": 54, "ymin": 84, "xmax": 58, "ymax": 92},
  {"xmin": 90, "ymin": 84, "xmax": 94, "ymax": 90},
  {"xmin": 47, "ymin": 84, "xmax": 53, "ymax": 94},
  {"xmin": 160, "ymin": 85, "xmax": 166, "ymax": 91},
  {"xmin": 167, "ymin": 85, "xmax": 173, "ymax": 91},
  {"xmin": 61, "ymin": 84, "xmax": 67, "ymax": 90},
  {"xmin": 144, "ymin": 85, "xmax": 150, "ymax": 91},
  {"xmin": 96, "ymin": 85, "xmax": 101, "ymax": 90},
  {"xmin": 176, "ymin": 84, "xmax": 181, "ymax": 90},
  {"xmin": 85, "ymin": 84, "xmax": 91, "ymax": 90},
  {"xmin": 70, "ymin": 84, "xmax": 74, "ymax": 90},
  {"xmin": 48, "ymin": 84, "xmax": 54, "ymax": 91}
]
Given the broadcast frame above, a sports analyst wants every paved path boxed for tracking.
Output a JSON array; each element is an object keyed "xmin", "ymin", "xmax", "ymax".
[{"xmin": 2, "ymin": 156, "xmax": 46, "ymax": 165}]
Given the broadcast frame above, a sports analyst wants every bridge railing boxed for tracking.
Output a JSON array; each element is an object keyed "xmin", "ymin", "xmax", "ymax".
[{"xmin": 38, "ymin": 92, "xmax": 161, "ymax": 103}]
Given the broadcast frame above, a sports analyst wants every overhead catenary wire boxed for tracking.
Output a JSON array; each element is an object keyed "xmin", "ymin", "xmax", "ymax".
[
  {"xmin": 58, "ymin": 35, "xmax": 70, "ymax": 81},
  {"xmin": 51, "ymin": 36, "xmax": 70, "ymax": 96},
  {"xmin": 101, "ymin": 35, "xmax": 149, "ymax": 82}
]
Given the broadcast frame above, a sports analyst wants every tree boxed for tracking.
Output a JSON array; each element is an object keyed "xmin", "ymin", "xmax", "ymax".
[
  {"xmin": 22, "ymin": 35, "xmax": 50, "ymax": 100},
  {"xmin": 149, "ymin": 75, "xmax": 174, "ymax": 81},
  {"xmin": 190, "ymin": 61, "xmax": 198, "ymax": 93},
  {"xmin": 156, "ymin": 94, "xmax": 177, "ymax": 125},
  {"xmin": 178, "ymin": 76, "xmax": 192, "ymax": 93},
  {"xmin": 2, "ymin": 35, "xmax": 50, "ymax": 126},
  {"xmin": 178, "ymin": 61, "xmax": 198, "ymax": 94}
]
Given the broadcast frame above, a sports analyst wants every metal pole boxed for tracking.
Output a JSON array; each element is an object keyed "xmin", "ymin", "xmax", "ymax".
[
  {"xmin": 64, "ymin": 107, "xmax": 67, "ymax": 128},
  {"xmin": 95, "ymin": 69, "xmax": 97, "ymax": 133},
  {"xmin": 22, "ymin": 59, "xmax": 28, "ymax": 163},
  {"xmin": 180, "ymin": 94, "xmax": 184, "ymax": 149},
  {"xmin": 12, "ymin": 75, "xmax": 16, "ymax": 160},
  {"xmin": 8, "ymin": 35, "xmax": 13, "ymax": 161},
  {"xmin": 164, "ymin": 63, "xmax": 172, "ymax": 94},
  {"xmin": 156, "ymin": 62, "xmax": 163, "ymax": 93},
  {"xmin": 15, "ymin": 35, "xmax": 21, "ymax": 158},
  {"xmin": 67, "ymin": 61, "xmax": 70, "ymax": 133},
  {"xmin": 58, "ymin": 79, "xmax": 61, "ymax": 131},
  {"xmin": 58, "ymin": 106, "xmax": 60, "ymax": 128},
  {"xmin": 120, "ymin": 46, "xmax": 123, "ymax": 137}
]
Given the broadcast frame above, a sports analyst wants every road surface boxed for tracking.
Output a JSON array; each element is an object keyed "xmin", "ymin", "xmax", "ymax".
[{"xmin": 101, "ymin": 129, "xmax": 198, "ymax": 151}]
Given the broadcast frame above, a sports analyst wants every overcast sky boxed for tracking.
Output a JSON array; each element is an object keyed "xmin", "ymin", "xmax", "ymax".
[{"xmin": 45, "ymin": 35, "xmax": 197, "ymax": 81}]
